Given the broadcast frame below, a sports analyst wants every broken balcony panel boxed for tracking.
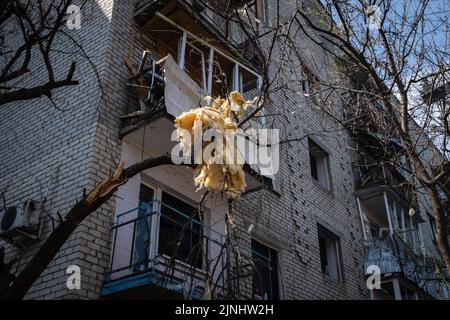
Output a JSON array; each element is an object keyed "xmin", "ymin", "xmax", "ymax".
[{"xmin": 163, "ymin": 54, "xmax": 206, "ymax": 117}]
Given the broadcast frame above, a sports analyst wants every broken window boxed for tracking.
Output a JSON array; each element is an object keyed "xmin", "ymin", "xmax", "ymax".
[
  {"xmin": 252, "ymin": 239, "xmax": 279, "ymax": 300},
  {"xmin": 238, "ymin": 0, "xmax": 267, "ymax": 24},
  {"xmin": 135, "ymin": 14, "xmax": 262, "ymax": 115},
  {"xmin": 151, "ymin": 27, "xmax": 181, "ymax": 62},
  {"xmin": 211, "ymin": 51, "xmax": 235, "ymax": 97},
  {"xmin": 393, "ymin": 201, "xmax": 421, "ymax": 250},
  {"xmin": 158, "ymin": 192, "xmax": 203, "ymax": 269},
  {"xmin": 428, "ymin": 213, "xmax": 437, "ymax": 242},
  {"xmin": 210, "ymin": 51, "xmax": 261, "ymax": 100},
  {"xmin": 308, "ymin": 139, "xmax": 331, "ymax": 190},
  {"xmin": 317, "ymin": 225, "xmax": 341, "ymax": 281}
]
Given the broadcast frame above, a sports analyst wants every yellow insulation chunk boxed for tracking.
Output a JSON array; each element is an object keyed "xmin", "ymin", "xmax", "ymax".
[{"xmin": 174, "ymin": 91, "xmax": 253, "ymax": 198}]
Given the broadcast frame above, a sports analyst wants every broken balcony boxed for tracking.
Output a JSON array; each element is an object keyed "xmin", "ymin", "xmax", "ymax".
[
  {"xmin": 362, "ymin": 228, "xmax": 442, "ymax": 299},
  {"xmin": 352, "ymin": 161, "xmax": 416, "ymax": 208}
]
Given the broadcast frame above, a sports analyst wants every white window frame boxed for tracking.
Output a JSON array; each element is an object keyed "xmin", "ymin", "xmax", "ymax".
[
  {"xmin": 178, "ymin": 38, "xmax": 208, "ymax": 92},
  {"xmin": 139, "ymin": 181, "xmax": 161, "ymax": 263}
]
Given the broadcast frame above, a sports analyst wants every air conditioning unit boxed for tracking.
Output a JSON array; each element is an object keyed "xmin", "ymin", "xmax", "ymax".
[{"xmin": 0, "ymin": 199, "xmax": 42, "ymax": 239}]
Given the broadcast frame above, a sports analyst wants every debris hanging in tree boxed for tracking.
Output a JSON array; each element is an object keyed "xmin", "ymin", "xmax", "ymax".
[{"xmin": 175, "ymin": 92, "xmax": 256, "ymax": 198}]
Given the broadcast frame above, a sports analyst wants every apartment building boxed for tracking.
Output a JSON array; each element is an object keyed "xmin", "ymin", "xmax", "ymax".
[{"xmin": 0, "ymin": 0, "xmax": 447, "ymax": 300}]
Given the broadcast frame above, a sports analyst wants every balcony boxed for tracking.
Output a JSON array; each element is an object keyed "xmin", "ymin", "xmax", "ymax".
[
  {"xmin": 119, "ymin": 7, "xmax": 273, "ymax": 191},
  {"xmin": 134, "ymin": 0, "xmax": 264, "ymax": 57},
  {"xmin": 353, "ymin": 159, "xmax": 448, "ymax": 298},
  {"xmin": 100, "ymin": 200, "xmax": 273, "ymax": 300},
  {"xmin": 101, "ymin": 200, "xmax": 225, "ymax": 299}
]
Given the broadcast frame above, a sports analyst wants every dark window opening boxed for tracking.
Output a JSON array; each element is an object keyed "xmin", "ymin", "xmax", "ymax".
[
  {"xmin": 159, "ymin": 192, "xmax": 203, "ymax": 269},
  {"xmin": 310, "ymin": 153, "xmax": 318, "ymax": 180},
  {"xmin": 301, "ymin": 79, "xmax": 310, "ymax": 94},
  {"xmin": 252, "ymin": 239, "xmax": 279, "ymax": 300},
  {"xmin": 211, "ymin": 52, "xmax": 235, "ymax": 97},
  {"xmin": 183, "ymin": 39, "xmax": 209, "ymax": 90},
  {"xmin": 428, "ymin": 213, "xmax": 437, "ymax": 242}
]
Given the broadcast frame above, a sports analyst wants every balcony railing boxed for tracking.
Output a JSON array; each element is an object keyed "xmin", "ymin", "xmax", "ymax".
[
  {"xmin": 364, "ymin": 234, "xmax": 402, "ymax": 275},
  {"xmin": 101, "ymin": 200, "xmax": 273, "ymax": 300}
]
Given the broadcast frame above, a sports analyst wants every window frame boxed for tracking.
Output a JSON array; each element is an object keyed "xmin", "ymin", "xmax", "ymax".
[
  {"xmin": 317, "ymin": 225, "xmax": 342, "ymax": 282},
  {"xmin": 251, "ymin": 239, "xmax": 280, "ymax": 300},
  {"xmin": 158, "ymin": 191, "xmax": 203, "ymax": 269},
  {"xmin": 156, "ymin": 13, "xmax": 263, "ymax": 98},
  {"xmin": 181, "ymin": 39, "xmax": 208, "ymax": 91},
  {"xmin": 138, "ymin": 182, "xmax": 205, "ymax": 270}
]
